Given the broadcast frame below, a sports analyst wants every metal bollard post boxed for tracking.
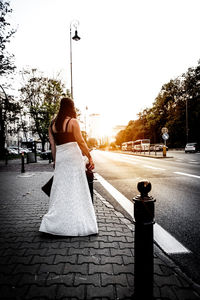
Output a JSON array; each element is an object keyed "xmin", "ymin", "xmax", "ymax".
[
  {"xmin": 5, "ymin": 152, "xmax": 8, "ymax": 165},
  {"xmin": 133, "ymin": 181, "xmax": 156, "ymax": 300},
  {"xmin": 163, "ymin": 145, "xmax": 166, "ymax": 157},
  {"xmin": 21, "ymin": 152, "xmax": 25, "ymax": 173}
]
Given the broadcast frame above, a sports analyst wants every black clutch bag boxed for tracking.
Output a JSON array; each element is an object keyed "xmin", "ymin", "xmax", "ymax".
[{"xmin": 41, "ymin": 176, "xmax": 53, "ymax": 197}]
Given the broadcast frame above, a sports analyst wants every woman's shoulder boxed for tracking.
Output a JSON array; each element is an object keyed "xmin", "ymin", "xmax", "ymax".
[{"xmin": 70, "ymin": 118, "xmax": 79, "ymax": 125}]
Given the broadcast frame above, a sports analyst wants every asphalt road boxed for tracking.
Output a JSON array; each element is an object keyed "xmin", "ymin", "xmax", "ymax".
[{"xmin": 92, "ymin": 149, "xmax": 200, "ymax": 284}]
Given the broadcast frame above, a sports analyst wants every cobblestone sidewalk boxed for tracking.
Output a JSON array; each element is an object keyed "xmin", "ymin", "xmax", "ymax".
[{"xmin": 0, "ymin": 170, "xmax": 199, "ymax": 299}]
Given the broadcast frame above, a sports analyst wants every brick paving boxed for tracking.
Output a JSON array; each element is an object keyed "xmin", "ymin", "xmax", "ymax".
[{"xmin": 0, "ymin": 159, "xmax": 200, "ymax": 299}]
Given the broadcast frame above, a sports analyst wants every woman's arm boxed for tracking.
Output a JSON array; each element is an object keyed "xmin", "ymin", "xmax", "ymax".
[
  {"xmin": 72, "ymin": 119, "xmax": 94, "ymax": 170},
  {"xmin": 48, "ymin": 125, "xmax": 56, "ymax": 166}
]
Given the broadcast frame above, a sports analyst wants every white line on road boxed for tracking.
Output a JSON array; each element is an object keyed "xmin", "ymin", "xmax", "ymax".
[
  {"xmin": 119, "ymin": 159, "xmax": 137, "ymax": 165},
  {"xmin": 95, "ymin": 173, "xmax": 133, "ymax": 216},
  {"xmin": 101, "ymin": 153, "xmax": 166, "ymax": 169},
  {"xmin": 154, "ymin": 224, "xmax": 190, "ymax": 254},
  {"xmin": 95, "ymin": 172, "xmax": 190, "ymax": 254},
  {"xmin": 174, "ymin": 172, "xmax": 200, "ymax": 179},
  {"xmin": 143, "ymin": 165, "xmax": 166, "ymax": 171}
]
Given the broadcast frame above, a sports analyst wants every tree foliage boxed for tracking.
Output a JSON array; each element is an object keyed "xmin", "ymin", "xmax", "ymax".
[
  {"xmin": 87, "ymin": 137, "xmax": 98, "ymax": 148},
  {"xmin": 0, "ymin": 1, "xmax": 19, "ymax": 158},
  {"xmin": 0, "ymin": 0, "xmax": 16, "ymax": 76},
  {"xmin": 115, "ymin": 60, "xmax": 200, "ymax": 148},
  {"xmin": 20, "ymin": 69, "xmax": 66, "ymax": 151},
  {"xmin": 0, "ymin": 85, "xmax": 21, "ymax": 157}
]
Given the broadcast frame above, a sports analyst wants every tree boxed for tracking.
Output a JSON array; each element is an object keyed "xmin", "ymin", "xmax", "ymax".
[
  {"xmin": 87, "ymin": 137, "xmax": 98, "ymax": 148},
  {"xmin": 114, "ymin": 60, "xmax": 200, "ymax": 148},
  {"xmin": 181, "ymin": 63, "xmax": 200, "ymax": 144},
  {"xmin": 115, "ymin": 129, "xmax": 126, "ymax": 146},
  {"xmin": 20, "ymin": 69, "xmax": 66, "ymax": 151},
  {"xmin": 0, "ymin": 1, "xmax": 18, "ymax": 157},
  {"xmin": 0, "ymin": 1, "xmax": 16, "ymax": 76},
  {"xmin": 0, "ymin": 85, "xmax": 21, "ymax": 157}
]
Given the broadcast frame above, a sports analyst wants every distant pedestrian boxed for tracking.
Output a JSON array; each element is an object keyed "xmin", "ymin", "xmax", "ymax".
[{"xmin": 39, "ymin": 97, "xmax": 98, "ymax": 236}]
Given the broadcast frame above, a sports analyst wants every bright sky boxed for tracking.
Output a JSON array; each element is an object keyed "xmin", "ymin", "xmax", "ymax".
[{"xmin": 7, "ymin": 0, "xmax": 200, "ymax": 135}]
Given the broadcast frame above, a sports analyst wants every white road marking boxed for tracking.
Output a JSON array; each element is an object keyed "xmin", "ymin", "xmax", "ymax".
[
  {"xmin": 100, "ymin": 152, "xmax": 138, "ymax": 164},
  {"xmin": 95, "ymin": 173, "xmax": 133, "ymax": 216},
  {"xmin": 143, "ymin": 165, "xmax": 166, "ymax": 170},
  {"xmin": 154, "ymin": 224, "xmax": 190, "ymax": 254},
  {"xmin": 117, "ymin": 153, "xmax": 163, "ymax": 162},
  {"xmin": 118, "ymin": 159, "xmax": 137, "ymax": 165},
  {"xmin": 95, "ymin": 172, "xmax": 190, "ymax": 254},
  {"xmin": 174, "ymin": 172, "xmax": 200, "ymax": 179},
  {"xmin": 99, "ymin": 152, "xmax": 167, "ymax": 169}
]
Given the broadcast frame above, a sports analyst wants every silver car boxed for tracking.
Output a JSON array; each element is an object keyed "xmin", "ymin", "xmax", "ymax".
[{"xmin": 185, "ymin": 142, "xmax": 198, "ymax": 153}]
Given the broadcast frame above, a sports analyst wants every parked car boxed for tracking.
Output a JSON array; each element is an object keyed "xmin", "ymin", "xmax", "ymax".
[
  {"xmin": 8, "ymin": 148, "xmax": 18, "ymax": 155},
  {"xmin": 150, "ymin": 144, "xmax": 168, "ymax": 151},
  {"xmin": 22, "ymin": 148, "xmax": 31, "ymax": 154},
  {"xmin": 7, "ymin": 147, "xmax": 19, "ymax": 155},
  {"xmin": 157, "ymin": 144, "xmax": 168, "ymax": 151},
  {"xmin": 185, "ymin": 142, "xmax": 199, "ymax": 153}
]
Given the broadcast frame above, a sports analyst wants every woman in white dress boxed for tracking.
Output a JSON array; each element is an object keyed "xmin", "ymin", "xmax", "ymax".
[{"xmin": 39, "ymin": 97, "xmax": 98, "ymax": 236}]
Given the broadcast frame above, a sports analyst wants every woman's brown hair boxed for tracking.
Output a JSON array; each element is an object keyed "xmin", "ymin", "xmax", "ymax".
[{"xmin": 55, "ymin": 97, "xmax": 77, "ymax": 131}]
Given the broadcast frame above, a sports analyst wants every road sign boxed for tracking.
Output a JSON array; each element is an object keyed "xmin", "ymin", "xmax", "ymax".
[
  {"xmin": 162, "ymin": 133, "xmax": 169, "ymax": 140},
  {"xmin": 161, "ymin": 127, "xmax": 168, "ymax": 134}
]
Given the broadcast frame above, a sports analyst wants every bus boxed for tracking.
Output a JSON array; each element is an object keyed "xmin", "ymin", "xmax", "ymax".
[
  {"xmin": 121, "ymin": 139, "xmax": 150, "ymax": 152},
  {"xmin": 121, "ymin": 142, "xmax": 127, "ymax": 151},
  {"xmin": 133, "ymin": 139, "xmax": 150, "ymax": 152},
  {"xmin": 122, "ymin": 141, "xmax": 134, "ymax": 151}
]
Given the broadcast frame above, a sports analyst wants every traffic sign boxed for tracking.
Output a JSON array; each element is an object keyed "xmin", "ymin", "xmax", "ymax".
[
  {"xmin": 162, "ymin": 133, "xmax": 169, "ymax": 140},
  {"xmin": 161, "ymin": 127, "xmax": 168, "ymax": 134}
]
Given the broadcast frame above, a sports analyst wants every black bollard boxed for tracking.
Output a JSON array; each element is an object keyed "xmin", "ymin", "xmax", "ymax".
[
  {"xmin": 21, "ymin": 152, "xmax": 25, "ymax": 173},
  {"xmin": 5, "ymin": 152, "xmax": 8, "ymax": 165},
  {"xmin": 133, "ymin": 181, "xmax": 156, "ymax": 300}
]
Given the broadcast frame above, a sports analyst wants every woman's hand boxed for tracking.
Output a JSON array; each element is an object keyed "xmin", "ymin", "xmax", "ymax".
[{"xmin": 87, "ymin": 158, "xmax": 95, "ymax": 171}]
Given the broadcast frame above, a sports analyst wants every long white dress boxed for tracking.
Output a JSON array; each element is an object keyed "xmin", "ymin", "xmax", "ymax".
[{"xmin": 39, "ymin": 142, "xmax": 98, "ymax": 236}]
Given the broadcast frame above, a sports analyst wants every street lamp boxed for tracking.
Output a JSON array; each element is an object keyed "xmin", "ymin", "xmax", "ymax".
[
  {"xmin": 0, "ymin": 84, "xmax": 9, "ymax": 153},
  {"xmin": 70, "ymin": 20, "xmax": 81, "ymax": 99},
  {"xmin": 185, "ymin": 93, "xmax": 193, "ymax": 144},
  {"xmin": 186, "ymin": 96, "xmax": 189, "ymax": 143},
  {"xmin": 182, "ymin": 86, "xmax": 189, "ymax": 144}
]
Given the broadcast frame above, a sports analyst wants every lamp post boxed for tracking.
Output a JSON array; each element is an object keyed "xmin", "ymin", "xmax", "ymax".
[
  {"xmin": 182, "ymin": 87, "xmax": 189, "ymax": 144},
  {"xmin": 185, "ymin": 94, "xmax": 193, "ymax": 143},
  {"xmin": 186, "ymin": 96, "xmax": 189, "ymax": 143},
  {"xmin": 70, "ymin": 20, "xmax": 81, "ymax": 100},
  {"xmin": 0, "ymin": 84, "xmax": 9, "ymax": 155}
]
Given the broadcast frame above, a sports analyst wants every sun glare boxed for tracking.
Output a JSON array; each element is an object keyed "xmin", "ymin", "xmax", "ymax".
[{"xmin": 98, "ymin": 117, "xmax": 115, "ymax": 138}]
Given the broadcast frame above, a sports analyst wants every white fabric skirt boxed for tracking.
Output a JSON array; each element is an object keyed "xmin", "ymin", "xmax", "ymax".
[{"xmin": 39, "ymin": 142, "xmax": 98, "ymax": 236}]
